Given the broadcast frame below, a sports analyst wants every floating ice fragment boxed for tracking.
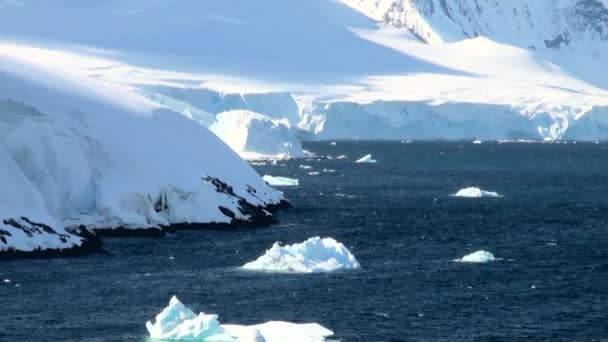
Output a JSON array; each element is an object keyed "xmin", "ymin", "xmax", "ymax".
[
  {"xmin": 147, "ymin": 296, "xmax": 334, "ymax": 341},
  {"xmin": 336, "ymin": 155, "xmax": 348, "ymax": 160},
  {"xmin": 308, "ymin": 171, "xmax": 320, "ymax": 176},
  {"xmin": 262, "ymin": 175, "xmax": 299, "ymax": 186},
  {"xmin": 355, "ymin": 154, "xmax": 376, "ymax": 163},
  {"xmin": 473, "ymin": 139, "xmax": 482, "ymax": 144},
  {"xmin": 452, "ymin": 187, "xmax": 501, "ymax": 198},
  {"xmin": 322, "ymin": 169, "xmax": 336, "ymax": 173},
  {"xmin": 299, "ymin": 165, "xmax": 313, "ymax": 170},
  {"xmin": 330, "ymin": 142, "xmax": 336, "ymax": 146},
  {"xmin": 243, "ymin": 237, "xmax": 360, "ymax": 273},
  {"xmin": 3, "ymin": 279, "xmax": 10, "ymax": 283},
  {"xmin": 456, "ymin": 250, "xmax": 496, "ymax": 263}
]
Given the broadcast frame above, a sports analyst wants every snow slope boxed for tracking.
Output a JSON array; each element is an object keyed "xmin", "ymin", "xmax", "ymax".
[
  {"xmin": 0, "ymin": 0, "xmax": 607, "ymax": 146},
  {"xmin": 0, "ymin": 41, "xmax": 285, "ymax": 253}
]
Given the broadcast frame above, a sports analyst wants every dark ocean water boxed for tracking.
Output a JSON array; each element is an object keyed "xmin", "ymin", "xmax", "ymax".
[{"xmin": 1, "ymin": 141, "xmax": 607, "ymax": 341}]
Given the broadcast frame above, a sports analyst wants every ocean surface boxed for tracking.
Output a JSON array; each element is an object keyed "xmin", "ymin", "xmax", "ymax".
[{"xmin": 1, "ymin": 141, "xmax": 607, "ymax": 341}]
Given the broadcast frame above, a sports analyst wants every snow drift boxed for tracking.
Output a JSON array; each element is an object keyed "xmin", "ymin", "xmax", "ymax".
[
  {"xmin": 210, "ymin": 110, "xmax": 304, "ymax": 160},
  {"xmin": 147, "ymin": 296, "xmax": 334, "ymax": 342},
  {"xmin": 0, "ymin": 43, "xmax": 285, "ymax": 255},
  {"xmin": 243, "ymin": 237, "xmax": 360, "ymax": 273},
  {"xmin": 452, "ymin": 187, "xmax": 501, "ymax": 198}
]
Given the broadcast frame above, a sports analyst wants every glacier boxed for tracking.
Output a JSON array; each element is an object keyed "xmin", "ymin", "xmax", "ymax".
[
  {"xmin": 147, "ymin": 296, "xmax": 334, "ymax": 342},
  {"xmin": 0, "ymin": 1, "xmax": 607, "ymax": 143},
  {"xmin": 243, "ymin": 237, "xmax": 361, "ymax": 273}
]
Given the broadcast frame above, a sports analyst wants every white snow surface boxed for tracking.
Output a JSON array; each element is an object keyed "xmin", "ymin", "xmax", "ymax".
[
  {"xmin": 210, "ymin": 110, "xmax": 303, "ymax": 160},
  {"xmin": 147, "ymin": 296, "xmax": 334, "ymax": 342},
  {"xmin": 355, "ymin": 154, "xmax": 377, "ymax": 163},
  {"xmin": 262, "ymin": 176, "xmax": 299, "ymax": 187},
  {"xmin": 0, "ymin": 1, "xmax": 607, "ymax": 141},
  {"xmin": 0, "ymin": 40, "xmax": 284, "ymax": 252},
  {"xmin": 453, "ymin": 187, "xmax": 501, "ymax": 198},
  {"xmin": 457, "ymin": 250, "xmax": 497, "ymax": 263},
  {"xmin": 243, "ymin": 237, "xmax": 361, "ymax": 273}
]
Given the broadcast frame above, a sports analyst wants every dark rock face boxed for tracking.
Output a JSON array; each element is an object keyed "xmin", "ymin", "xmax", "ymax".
[
  {"xmin": 575, "ymin": 0, "xmax": 608, "ymax": 39},
  {"xmin": 0, "ymin": 224, "xmax": 103, "ymax": 261},
  {"xmin": 545, "ymin": 31, "xmax": 572, "ymax": 49}
]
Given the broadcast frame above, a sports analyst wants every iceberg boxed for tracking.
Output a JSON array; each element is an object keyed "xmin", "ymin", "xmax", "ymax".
[
  {"xmin": 473, "ymin": 139, "xmax": 482, "ymax": 144},
  {"xmin": 456, "ymin": 250, "xmax": 497, "ymax": 263},
  {"xmin": 452, "ymin": 187, "xmax": 501, "ymax": 198},
  {"xmin": 262, "ymin": 175, "xmax": 299, "ymax": 186},
  {"xmin": 146, "ymin": 296, "xmax": 235, "ymax": 341},
  {"xmin": 355, "ymin": 154, "xmax": 377, "ymax": 163},
  {"xmin": 243, "ymin": 237, "xmax": 360, "ymax": 273},
  {"xmin": 210, "ymin": 110, "xmax": 304, "ymax": 160},
  {"xmin": 147, "ymin": 296, "xmax": 334, "ymax": 342}
]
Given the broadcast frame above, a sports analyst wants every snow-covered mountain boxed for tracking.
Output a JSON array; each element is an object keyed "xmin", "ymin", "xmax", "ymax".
[
  {"xmin": 0, "ymin": 42, "xmax": 285, "ymax": 257},
  {"xmin": 1, "ymin": 0, "xmax": 607, "ymax": 142}
]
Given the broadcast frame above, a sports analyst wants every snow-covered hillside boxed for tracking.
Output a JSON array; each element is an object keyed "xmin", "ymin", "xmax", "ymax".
[
  {"xmin": 0, "ymin": 0, "xmax": 607, "ymax": 148},
  {"xmin": 0, "ymin": 41, "xmax": 286, "ymax": 256}
]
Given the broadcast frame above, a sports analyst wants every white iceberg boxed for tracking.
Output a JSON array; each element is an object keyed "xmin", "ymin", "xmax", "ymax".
[
  {"xmin": 355, "ymin": 154, "xmax": 377, "ymax": 163},
  {"xmin": 299, "ymin": 165, "xmax": 313, "ymax": 170},
  {"xmin": 262, "ymin": 175, "xmax": 299, "ymax": 187},
  {"xmin": 308, "ymin": 171, "xmax": 320, "ymax": 176},
  {"xmin": 452, "ymin": 187, "xmax": 501, "ymax": 198},
  {"xmin": 336, "ymin": 155, "xmax": 348, "ymax": 160},
  {"xmin": 473, "ymin": 139, "xmax": 482, "ymax": 144},
  {"xmin": 147, "ymin": 296, "xmax": 334, "ymax": 342},
  {"xmin": 456, "ymin": 250, "xmax": 497, "ymax": 263},
  {"xmin": 146, "ymin": 296, "xmax": 235, "ymax": 341},
  {"xmin": 243, "ymin": 237, "xmax": 360, "ymax": 273}
]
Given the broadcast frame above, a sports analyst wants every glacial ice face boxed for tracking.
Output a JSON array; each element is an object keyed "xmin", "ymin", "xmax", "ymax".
[
  {"xmin": 457, "ymin": 250, "xmax": 497, "ymax": 263},
  {"xmin": 262, "ymin": 175, "xmax": 299, "ymax": 187},
  {"xmin": 243, "ymin": 237, "xmax": 360, "ymax": 273},
  {"xmin": 452, "ymin": 187, "xmax": 501, "ymax": 198},
  {"xmin": 147, "ymin": 297, "xmax": 334, "ymax": 342},
  {"xmin": 146, "ymin": 296, "xmax": 235, "ymax": 341},
  {"xmin": 355, "ymin": 154, "xmax": 377, "ymax": 163},
  {"xmin": 210, "ymin": 110, "xmax": 303, "ymax": 160}
]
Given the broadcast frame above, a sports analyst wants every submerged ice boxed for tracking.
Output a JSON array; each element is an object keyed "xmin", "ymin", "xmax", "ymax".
[
  {"xmin": 452, "ymin": 187, "xmax": 501, "ymax": 198},
  {"xmin": 243, "ymin": 237, "xmax": 360, "ymax": 273},
  {"xmin": 147, "ymin": 296, "xmax": 334, "ymax": 342}
]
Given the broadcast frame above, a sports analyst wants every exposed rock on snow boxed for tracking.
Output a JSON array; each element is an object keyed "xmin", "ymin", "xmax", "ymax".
[
  {"xmin": 210, "ymin": 110, "xmax": 303, "ymax": 160},
  {"xmin": 456, "ymin": 250, "xmax": 497, "ymax": 263},
  {"xmin": 355, "ymin": 154, "xmax": 377, "ymax": 163},
  {"xmin": 262, "ymin": 175, "xmax": 299, "ymax": 187},
  {"xmin": 147, "ymin": 296, "xmax": 334, "ymax": 342},
  {"xmin": 452, "ymin": 187, "xmax": 501, "ymax": 198},
  {"xmin": 243, "ymin": 237, "xmax": 360, "ymax": 273}
]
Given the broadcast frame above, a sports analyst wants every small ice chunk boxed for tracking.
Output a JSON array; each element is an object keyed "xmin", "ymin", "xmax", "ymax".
[
  {"xmin": 3, "ymin": 279, "xmax": 10, "ymax": 283},
  {"xmin": 322, "ymin": 169, "xmax": 336, "ymax": 173},
  {"xmin": 299, "ymin": 165, "xmax": 313, "ymax": 170},
  {"xmin": 355, "ymin": 154, "xmax": 376, "ymax": 163},
  {"xmin": 336, "ymin": 155, "xmax": 348, "ymax": 160},
  {"xmin": 456, "ymin": 250, "xmax": 496, "ymax": 263},
  {"xmin": 146, "ymin": 296, "xmax": 235, "ymax": 341},
  {"xmin": 452, "ymin": 187, "xmax": 501, "ymax": 198},
  {"xmin": 243, "ymin": 237, "xmax": 360, "ymax": 273},
  {"xmin": 473, "ymin": 139, "xmax": 482, "ymax": 144},
  {"xmin": 224, "ymin": 321, "xmax": 333, "ymax": 342},
  {"xmin": 263, "ymin": 175, "xmax": 299, "ymax": 186},
  {"xmin": 330, "ymin": 142, "xmax": 336, "ymax": 146},
  {"xmin": 308, "ymin": 171, "xmax": 320, "ymax": 176}
]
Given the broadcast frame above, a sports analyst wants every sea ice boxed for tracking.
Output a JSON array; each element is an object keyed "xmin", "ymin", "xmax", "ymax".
[
  {"xmin": 452, "ymin": 187, "xmax": 501, "ymax": 198},
  {"xmin": 147, "ymin": 296, "xmax": 334, "ymax": 342},
  {"xmin": 456, "ymin": 250, "xmax": 496, "ymax": 263},
  {"xmin": 355, "ymin": 154, "xmax": 377, "ymax": 163},
  {"xmin": 308, "ymin": 171, "xmax": 320, "ymax": 176},
  {"xmin": 262, "ymin": 175, "xmax": 299, "ymax": 186},
  {"xmin": 242, "ymin": 237, "xmax": 360, "ymax": 273}
]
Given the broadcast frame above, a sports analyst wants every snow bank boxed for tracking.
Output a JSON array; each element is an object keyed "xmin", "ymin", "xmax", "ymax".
[
  {"xmin": 456, "ymin": 251, "xmax": 497, "ymax": 263},
  {"xmin": 452, "ymin": 187, "xmax": 501, "ymax": 198},
  {"xmin": 210, "ymin": 110, "xmax": 303, "ymax": 160},
  {"xmin": 0, "ymin": 42, "xmax": 285, "ymax": 251},
  {"xmin": 355, "ymin": 154, "xmax": 377, "ymax": 163},
  {"xmin": 263, "ymin": 176, "xmax": 299, "ymax": 187},
  {"xmin": 147, "ymin": 296, "xmax": 334, "ymax": 342},
  {"xmin": 243, "ymin": 237, "xmax": 360, "ymax": 273}
]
